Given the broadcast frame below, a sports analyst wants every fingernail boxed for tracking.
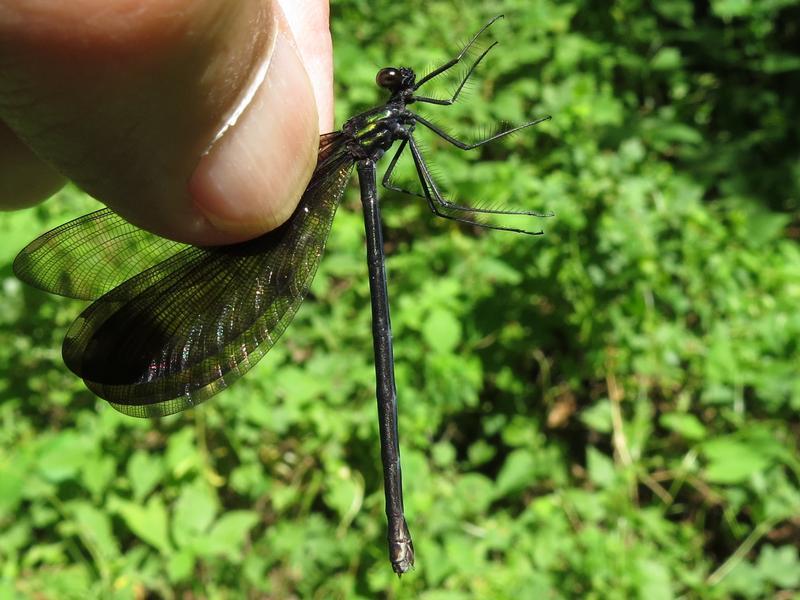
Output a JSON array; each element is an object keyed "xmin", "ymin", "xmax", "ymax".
[{"xmin": 189, "ymin": 30, "xmax": 319, "ymax": 240}]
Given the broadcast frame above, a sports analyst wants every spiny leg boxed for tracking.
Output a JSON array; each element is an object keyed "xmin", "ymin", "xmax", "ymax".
[
  {"xmin": 407, "ymin": 135, "xmax": 544, "ymax": 235},
  {"xmin": 385, "ymin": 134, "xmax": 552, "ymax": 220},
  {"xmin": 382, "ymin": 138, "xmax": 516, "ymax": 213},
  {"xmin": 418, "ymin": 134, "xmax": 552, "ymax": 218},
  {"xmin": 413, "ymin": 41, "xmax": 498, "ymax": 106},
  {"xmin": 381, "ymin": 138, "xmax": 452, "ymax": 205},
  {"xmin": 381, "ymin": 139, "xmax": 421, "ymax": 198},
  {"xmin": 413, "ymin": 15, "xmax": 504, "ymax": 90},
  {"xmin": 404, "ymin": 141, "xmax": 483, "ymax": 229},
  {"xmin": 413, "ymin": 113, "xmax": 552, "ymax": 151}
]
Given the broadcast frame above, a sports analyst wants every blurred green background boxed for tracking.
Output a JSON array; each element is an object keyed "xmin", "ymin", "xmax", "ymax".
[{"xmin": 2, "ymin": 0, "xmax": 800, "ymax": 598}]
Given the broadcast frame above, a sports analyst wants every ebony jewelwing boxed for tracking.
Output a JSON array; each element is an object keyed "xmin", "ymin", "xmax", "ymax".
[{"xmin": 14, "ymin": 15, "xmax": 551, "ymax": 574}]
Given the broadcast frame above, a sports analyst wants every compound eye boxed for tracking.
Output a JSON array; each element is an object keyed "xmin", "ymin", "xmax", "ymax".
[{"xmin": 376, "ymin": 67, "xmax": 402, "ymax": 90}]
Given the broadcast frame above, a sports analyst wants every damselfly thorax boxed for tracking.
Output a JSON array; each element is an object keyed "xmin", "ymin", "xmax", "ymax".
[{"xmin": 344, "ymin": 106, "xmax": 416, "ymax": 163}]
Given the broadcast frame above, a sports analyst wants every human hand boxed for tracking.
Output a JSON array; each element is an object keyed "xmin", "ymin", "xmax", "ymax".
[{"xmin": 0, "ymin": 0, "xmax": 332, "ymax": 245}]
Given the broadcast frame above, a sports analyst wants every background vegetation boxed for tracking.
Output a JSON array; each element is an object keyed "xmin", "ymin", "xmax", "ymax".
[{"xmin": 1, "ymin": 0, "xmax": 799, "ymax": 597}]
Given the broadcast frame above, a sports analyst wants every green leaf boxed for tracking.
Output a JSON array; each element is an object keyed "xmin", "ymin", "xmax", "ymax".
[
  {"xmin": 167, "ymin": 549, "xmax": 196, "ymax": 583},
  {"xmin": 495, "ymin": 449, "xmax": 536, "ymax": 497},
  {"xmin": 165, "ymin": 428, "xmax": 199, "ymax": 478},
  {"xmin": 36, "ymin": 433, "xmax": 91, "ymax": 483},
  {"xmin": 0, "ymin": 463, "xmax": 25, "ymax": 518},
  {"xmin": 423, "ymin": 308, "xmax": 462, "ymax": 354},
  {"xmin": 467, "ymin": 439, "xmax": 496, "ymax": 466},
  {"xmin": 702, "ymin": 438, "xmax": 771, "ymax": 484},
  {"xmin": 660, "ymin": 413, "xmax": 707, "ymax": 441},
  {"xmin": 202, "ymin": 511, "xmax": 260, "ymax": 559},
  {"xmin": 324, "ymin": 468, "xmax": 362, "ymax": 520},
  {"xmin": 81, "ymin": 455, "xmax": 116, "ymax": 499},
  {"xmin": 587, "ymin": 447, "xmax": 617, "ymax": 489},
  {"xmin": 454, "ymin": 474, "xmax": 494, "ymax": 515},
  {"xmin": 651, "ymin": 47, "xmax": 682, "ymax": 71},
  {"xmin": 172, "ymin": 481, "xmax": 218, "ymax": 549},
  {"xmin": 127, "ymin": 451, "xmax": 165, "ymax": 502},
  {"xmin": 654, "ymin": 0, "xmax": 694, "ymax": 26},
  {"xmin": 756, "ymin": 545, "xmax": 800, "ymax": 588},
  {"xmin": 69, "ymin": 501, "xmax": 119, "ymax": 560},
  {"xmin": 581, "ymin": 400, "xmax": 613, "ymax": 434},
  {"xmin": 114, "ymin": 496, "xmax": 171, "ymax": 553},
  {"xmin": 635, "ymin": 558, "xmax": 674, "ymax": 600},
  {"xmin": 711, "ymin": 0, "xmax": 752, "ymax": 19}
]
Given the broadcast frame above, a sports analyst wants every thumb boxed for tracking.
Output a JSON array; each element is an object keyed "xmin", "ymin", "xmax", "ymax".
[{"xmin": 0, "ymin": 0, "xmax": 324, "ymax": 245}]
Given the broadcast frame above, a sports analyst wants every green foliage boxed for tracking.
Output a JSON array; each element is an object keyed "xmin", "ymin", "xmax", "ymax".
[{"xmin": 2, "ymin": 1, "xmax": 800, "ymax": 597}]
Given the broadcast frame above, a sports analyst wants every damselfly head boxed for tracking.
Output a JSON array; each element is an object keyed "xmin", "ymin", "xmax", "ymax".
[{"xmin": 375, "ymin": 67, "xmax": 415, "ymax": 93}]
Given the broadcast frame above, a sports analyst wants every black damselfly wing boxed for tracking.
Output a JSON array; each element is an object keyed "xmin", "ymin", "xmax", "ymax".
[{"xmin": 14, "ymin": 132, "xmax": 352, "ymax": 417}]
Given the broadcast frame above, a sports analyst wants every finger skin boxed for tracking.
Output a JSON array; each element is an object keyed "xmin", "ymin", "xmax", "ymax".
[
  {"xmin": 281, "ymin": 0, "xmax": 333, "ymax": 132},
  {"xmin": 0, "ymin": 120, "xmax": 65, "ymax": 209},
  {"xmin": 0, "ymin": 0, "xmax": 332, "ymax": 245}
]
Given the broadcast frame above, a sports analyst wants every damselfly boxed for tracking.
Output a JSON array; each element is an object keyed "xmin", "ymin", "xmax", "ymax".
[{"xmin": 14, "ymin": 15, "xmax": 551, "ymax": 574}]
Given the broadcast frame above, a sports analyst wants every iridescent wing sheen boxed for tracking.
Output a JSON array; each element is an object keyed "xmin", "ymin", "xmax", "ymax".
[{"xmin": 59, "ymin": 132, "xmax": 352, "ymax": 417}]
